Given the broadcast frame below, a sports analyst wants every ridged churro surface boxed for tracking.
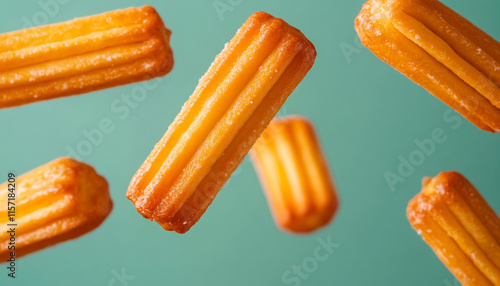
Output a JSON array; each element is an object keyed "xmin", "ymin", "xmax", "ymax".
[
  {"xmin": 251, "ymin": 116, "xmax": 338, "ymax": 233},
  {"xmin": 127, "ymin": 11, "xmax": 316, "ymax": 233},
  {"xmin": 355, "ymin": 0, "xmax": 500, "ymax": 132},
  {"xmin": 0, "ymin": 157, "xmax": 112, "ymax": 261},
  {"xmin": 0, "ymin": 6, "xmax": 173, "ymax": 108},
  {"xmin": 407, "ymin": 171, "xmax": 500, "ymax": 285}
]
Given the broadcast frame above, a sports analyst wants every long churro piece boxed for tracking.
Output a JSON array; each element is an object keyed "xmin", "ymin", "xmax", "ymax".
[
  {"xmin": 127, "ymin": 11, "xmax": 316, "ymax": 233},
  {"xmin": 355, "ymin": 0, "xmax": 500, "ymax": 132},
  {"xmin": 0, "ymin": 6, "xmax": 173, "ymax": 108},
  {"xmin": 407, "ymin": 171, "xmax": 500, "ymax": 285},
  {"xmin": 0, "ymin": 157, "xmax": 113, "ymax": 261},
  {"xmin": 250, "ymin": 116, "xmax": 338, "ymax": 233}
]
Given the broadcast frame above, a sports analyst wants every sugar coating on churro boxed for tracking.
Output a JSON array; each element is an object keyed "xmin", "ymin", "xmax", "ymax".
[
  {"xmin": 127, "ymin": 11, "xmax": 316, "ymax": 233},
  {"xmin": 0, "ymin": 6, "xmax": 173, "ymax": 108},
  {"xmin": 355, "ymin": 0, "xmax": 500, "ymax": 132},
  {"xmin": 408, "ymin": 171, "xmax": 500, "ymax": 285},
  {"xmin": 0, "ymin": 157, "xmax": 113, "ymax": 261}
]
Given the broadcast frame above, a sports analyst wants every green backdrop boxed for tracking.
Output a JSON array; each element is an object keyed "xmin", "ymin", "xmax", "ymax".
[{"xmin": 1, "ymin": 0, "xmax": 499, "ymax": 285}]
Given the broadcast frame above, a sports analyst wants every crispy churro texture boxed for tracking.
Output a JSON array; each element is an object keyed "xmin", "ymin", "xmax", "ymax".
[
  {"xmin": 250, "ymin": 116, "xmax": 338, "ymax": 233},
  {"xmin": 355, "ymin": 0, "xmax": 500, "ymax": 132},
  {"xmin": 127, "ymin": 11, "xmax": 316, "ymax": 233},
  {"xmin": 407, "ymin": 172, "xmax": 500, "ymax": 285},
  {"xmin": 0, "ymin": 157, "xmax": 113, "ymax": 261},
  {"xmin": 0, "ymin": 6, "xmax": 173, "ymax": 108}
]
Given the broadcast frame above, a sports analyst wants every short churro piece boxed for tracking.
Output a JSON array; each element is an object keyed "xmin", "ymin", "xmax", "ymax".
[
  {"xmin": 0, "ymin": 6, "xmax": 173, "ymax": 108},
  {"xmin": 127, "ymin": 11, "xmax": 316, "ymax": 233},
  {"xmin": 250, "ymin": 116, "xmax": 338, "ymax": 233},
  {"xmin": 407, "ymin": 171, "xmax": 500, "ymax": 285},
  {"xmin": 0, "ymin": 157, "xmax": 113, "ymax": 261},
  {"xmin": 355, "ymin": 0, "xmax": 500, "ymax": 132}
]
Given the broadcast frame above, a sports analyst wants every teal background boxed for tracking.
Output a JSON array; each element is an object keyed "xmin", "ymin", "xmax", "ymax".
[{"xmin": 1, "ymin": 0, "xmax": 499, "ymax": 285}]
